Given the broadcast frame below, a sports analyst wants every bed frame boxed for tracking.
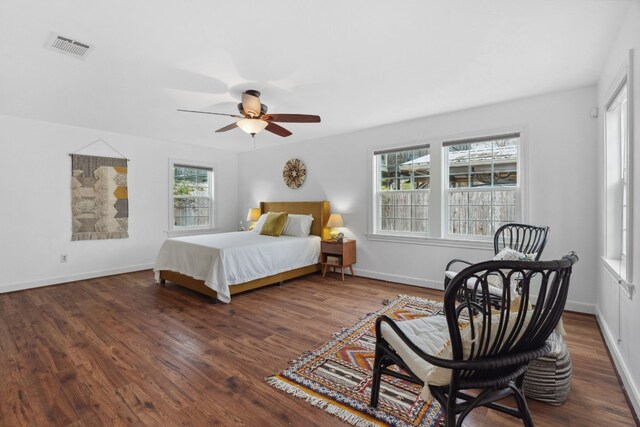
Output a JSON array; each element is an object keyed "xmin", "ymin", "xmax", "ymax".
[{"xmin": 159, "ymin": 201, "xmax": 330, "ymax": 301}]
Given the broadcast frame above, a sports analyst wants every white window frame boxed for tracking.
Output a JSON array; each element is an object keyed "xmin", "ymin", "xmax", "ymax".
[
  {"xmin": 602, "ymin": 49, "xmax": 634, "ymax": 295},
  {"xmin": 168, "ymin": 159, "xmax": 217, "ymax": 236},
  {"xmin": 443, "ymin": 133, "xmax": 522, "ymax": 240},
  {"xmin": 373, "ymin": 144, "xmax": 431, "ymax": 237},
  {"xmin": 368, "ymin": 127, "xmax": 527, "ymax": 249}
]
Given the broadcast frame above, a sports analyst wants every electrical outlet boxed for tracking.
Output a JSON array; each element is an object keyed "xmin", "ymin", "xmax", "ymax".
[{"xmin": 60, "ymin": 254, "xmax": 68, "ymax": 263}]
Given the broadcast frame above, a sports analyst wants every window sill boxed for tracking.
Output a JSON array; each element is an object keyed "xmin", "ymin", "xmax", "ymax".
[
  {"xmin": 365, "ymin": 233, "xmax": 493, "ymax": 250},
  {"xmin": 602, "ymin": 257, "xmax": 634, "ymax": 299},
  {"xmin": 167, "ymin": 227, "xmax": 220, "ymax": 238}
]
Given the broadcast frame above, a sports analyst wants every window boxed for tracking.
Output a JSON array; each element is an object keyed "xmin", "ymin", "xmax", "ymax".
[
  {"xmin": 445, "ymin": 134, "xmax": 519, "ymax": 238},
  {"xmin": 371, "ymin": 131, "xmax": 523, "ymax": 243},
  {"xmin": 604, "ymin": 76, "xmax": 632, "ymax": 282},
  {"xmin": 169, "ymin": 162, "xmax": 215, "ymax": 231},
  {"xmin": 374, "ymin": 145, "xmax": 430, "ymax": 234}
]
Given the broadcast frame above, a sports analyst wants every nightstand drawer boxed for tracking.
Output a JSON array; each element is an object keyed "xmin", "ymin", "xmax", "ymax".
[{"xmin": 321, "ymin": 241, "xmax": 344, "ymax": 255}]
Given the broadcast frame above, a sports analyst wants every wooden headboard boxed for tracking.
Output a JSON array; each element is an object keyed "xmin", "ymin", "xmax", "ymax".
[{"xmin": 260, "ymin": 201, "xmax": 330, "ymax": 240}]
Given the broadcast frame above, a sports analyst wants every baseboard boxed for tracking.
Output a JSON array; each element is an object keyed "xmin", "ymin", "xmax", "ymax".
[
  {"xmin": 0, "ymin": 263, "xmax": 155, "ymax": 294},
  {"xmin": 353, "ymin": 268, "xmax": 443, "ymax": 290},
  {"xmin": 563, "ymin": 300, "xmax": 596, "ymax": 314},
  {"xmin": 353, "ymin": 267, "xmax": 595, "ymax": 314},
  {"xmin": 595, "ymin": 307, "xmax": 640, "ymax": 420}
]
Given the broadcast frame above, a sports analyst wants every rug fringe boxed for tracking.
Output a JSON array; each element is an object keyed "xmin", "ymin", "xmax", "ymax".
[
  {"xmin": 288, "ymin": 351, "xmax": 315, "ymax": 364},
  {"xmin": 266, "ymin": 376, "xmax": 378, "ymax": 427},
  {"xmin": 332, "ymin": 327, "xmax": 350, "ymax": 337},
  {"xmin": 388, "ymin": 294, "xmax": 444, "ymax": 308},
  {"xmin": 359, "ymin": 311, "xmax": 375, "ymax": 320}
]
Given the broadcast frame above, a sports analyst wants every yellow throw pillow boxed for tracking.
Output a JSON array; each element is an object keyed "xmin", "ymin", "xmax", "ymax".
[{"xmin": 260, "ymin": 212, "xmax": 289, "ymax": 237}]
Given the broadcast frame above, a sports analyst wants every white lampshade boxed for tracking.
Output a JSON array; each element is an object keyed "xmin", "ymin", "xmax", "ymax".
[
  {"xmin": 326, "ymin": 213, "xmax": 344, "ymax": 228},
  {"xmin": 237, "ymin": 118, "xmax": 268, "ymax": 135},
  {"xmin": 246, "ymin": 208, "xmax": 261, "ymax": 221}
]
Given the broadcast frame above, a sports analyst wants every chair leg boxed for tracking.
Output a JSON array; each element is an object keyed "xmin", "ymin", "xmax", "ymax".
[
  {"xmin": 444, "ymin": 383, "xmax": 460, "ymax": 427},
  {"xmin": 509, "ymin": 381, "xmax": 534, "ymax": 427},
  {"xmin": 445, "ymin": 401, "xmax": 457, "ymax": 427},
  {"xmin": 370, "ymin": 345, "xmax": 385, "ymax": 407}
]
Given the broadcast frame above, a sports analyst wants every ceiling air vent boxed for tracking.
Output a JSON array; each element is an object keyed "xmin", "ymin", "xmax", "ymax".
[{"xmin": 45, "ymin": 33, "xmax": 93, "ymax": 59}]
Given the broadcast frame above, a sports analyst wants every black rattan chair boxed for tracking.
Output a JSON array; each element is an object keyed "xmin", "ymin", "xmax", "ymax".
[
  {"xmin": 370, "ymin": 252, "xmax": 578, "ymax": 427},
  {"xmin": 444, "ymin": 223, "xmax": 550, "ymax": 290}
]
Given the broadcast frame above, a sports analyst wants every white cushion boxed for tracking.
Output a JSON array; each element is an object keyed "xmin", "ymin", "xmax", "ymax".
[
  {"xmin": 282, "ymin": 214, "xmax": 314, "ymax": 237},
  {"xmin": 381, "ymin": 315, "xmax": 450, "ymax": 379},
  {"xmin": 251, "ymin": 213, "xmax": 268, "ymax": 233},
  {"xmin": 382, "ymin": 310, "xmax": 533, "ymax": 401}
]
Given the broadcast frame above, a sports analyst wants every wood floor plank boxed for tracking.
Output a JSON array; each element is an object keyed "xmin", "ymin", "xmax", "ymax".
[
  {"xmin": 0, "ymin": 270, "xmax": 636, "ymax": 426},
  {"xmin": 0, "ymin": 353, "xmax": 40, "ymax": 427}
]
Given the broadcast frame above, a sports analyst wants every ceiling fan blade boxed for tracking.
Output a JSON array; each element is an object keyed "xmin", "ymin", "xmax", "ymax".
[
  {"xmin": 241, "ymin": 91, "xmax": 262, "ymax": 118},
  {"xmin": 265, "ymin": 122, "xmax": 292, "ymax": 137},
  {"xmin": 215, "ymin": 122, "xmax": 238, "ymax": 133},
  {"xmin": 264, "ymin": 114, "xmax": 321, "ymax": 123},
  {"xmin": 178, "ymin": 109, "xmax": 243, "ymax": 118}
]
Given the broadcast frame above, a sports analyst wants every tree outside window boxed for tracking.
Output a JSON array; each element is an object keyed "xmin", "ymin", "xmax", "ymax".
[
  {"xmin": 172, "ymin": 165, "xmax": 213, "ymax": 228},
  {"xmin": 375, "ymin": 145, "xmax": 430, "ymax": 234}
]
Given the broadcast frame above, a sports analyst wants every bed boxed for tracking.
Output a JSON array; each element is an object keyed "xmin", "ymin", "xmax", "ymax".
[{"xmin": 154, "ymin": 201, "xmax": 330, "ymax": 302}]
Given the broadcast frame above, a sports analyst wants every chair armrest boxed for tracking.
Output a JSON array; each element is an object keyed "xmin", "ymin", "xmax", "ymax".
[{"xmin": 445, "ymin": 258, "xmax": 474, "ymax": 271}]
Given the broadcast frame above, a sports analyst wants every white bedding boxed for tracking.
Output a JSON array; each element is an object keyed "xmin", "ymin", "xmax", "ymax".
[{"xmin": 153, "ymin": 232, "xmax": 321, "ymax": 303}]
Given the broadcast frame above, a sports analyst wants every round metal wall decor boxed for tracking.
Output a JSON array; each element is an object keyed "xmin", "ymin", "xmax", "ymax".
[{"xmin": 282, "ymin": 158, "xmax": 306, "ymax": 189}]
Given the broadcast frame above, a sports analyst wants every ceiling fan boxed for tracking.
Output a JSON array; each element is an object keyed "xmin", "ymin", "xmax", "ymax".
[{"xmin": 178, "ymin": 90, "xmax": 321, "ymax": 138}]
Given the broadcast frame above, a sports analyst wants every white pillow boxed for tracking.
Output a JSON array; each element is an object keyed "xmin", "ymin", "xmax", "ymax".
[
  {"xmin": 282, "ymin": 214, "xmax": 314, "ymax": 237},
  {"xmin": 489, "ymin": 247, "xmax": 536, "ymax": 295},
  {"xmin": 494, "ymin": 247, "xmax": 536, "ymax": 261},
  {"xmin": 445, "ymin": 248, "xmax": 534, "ymax": 284},
  {"xmin": 251, "ymin": 213, "xmax": 268, "ymax": 233}
]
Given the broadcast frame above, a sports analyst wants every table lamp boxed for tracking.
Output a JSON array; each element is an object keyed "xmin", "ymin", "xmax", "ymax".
[
  {"xmin": 326, "ymin": 213, "xmax": 344, "ymax": 240},
  {"xmin": 246, "ymin": 208, "xmax": 261, "ymax": 230}
]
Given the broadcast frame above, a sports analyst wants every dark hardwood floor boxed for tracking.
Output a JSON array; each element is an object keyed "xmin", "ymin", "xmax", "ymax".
[{"xmin": 0, "ymin": 271, "xmax": 636, "ymax": 426}]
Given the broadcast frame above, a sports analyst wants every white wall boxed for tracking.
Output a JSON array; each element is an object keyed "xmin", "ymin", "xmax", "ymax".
[
  {"xmin": 596, "ymin": 1, "xmax": 640, "ymax": 416},
  {"xmin": 238, "ymin": 86, "xmax": 599, "ymax": 312},
  {"xmin": 0, "ymin": 114, "xmax": 238, "ymax": 292}
]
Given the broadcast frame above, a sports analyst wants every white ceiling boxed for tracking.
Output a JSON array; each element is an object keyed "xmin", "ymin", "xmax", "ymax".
[{"xmin": 0, "ymin": 0, "xmax": 632, "ymax": 151}]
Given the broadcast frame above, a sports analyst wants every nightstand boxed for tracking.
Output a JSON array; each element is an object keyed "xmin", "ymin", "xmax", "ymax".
[{"xmin": 321, "ymin": 239, "xmax": 356, "ymax": 281}]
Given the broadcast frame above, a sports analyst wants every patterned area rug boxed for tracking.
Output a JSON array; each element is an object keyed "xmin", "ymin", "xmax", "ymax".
[{"xmin": 266, "ymin": 295, "xmax": 444, "ymax": 427}]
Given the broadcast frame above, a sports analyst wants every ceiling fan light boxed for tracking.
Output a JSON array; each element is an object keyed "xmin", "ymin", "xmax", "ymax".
[{"xmin": 237, "ymin": 118, "xmax": 268, "ymax": 135}]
